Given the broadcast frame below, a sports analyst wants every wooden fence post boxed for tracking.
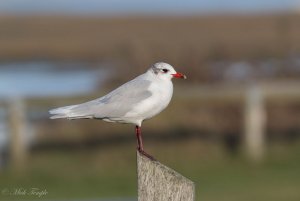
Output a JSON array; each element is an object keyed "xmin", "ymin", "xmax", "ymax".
[
  {"xmin": 137, "ymin": 151, "xmax": 195, "ymax": 201},
  {"xmin": 8, "ymin": 98, "xmax": 28, "ymax": 169},
  {"xmin": 244, "ymin": 85, "xmax": 266, "ymax": 162}
]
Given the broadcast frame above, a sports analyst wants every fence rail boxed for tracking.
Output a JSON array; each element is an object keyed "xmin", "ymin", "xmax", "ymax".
[{"xmin": 1, "ymin": 81, "xmax": 300, "ymax": 168}]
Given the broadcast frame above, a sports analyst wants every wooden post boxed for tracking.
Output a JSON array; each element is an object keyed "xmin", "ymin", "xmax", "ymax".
[
  {"xmin": 137, "ymin": 151, "xmax": 195, "ymax": 201},
  {"xmin": 8, "ymin": 98, "xmax": 28, "ymax": 169},
  {"xmin": 244, "ymin": 85, "xmax": 266, "ymax": 162}
]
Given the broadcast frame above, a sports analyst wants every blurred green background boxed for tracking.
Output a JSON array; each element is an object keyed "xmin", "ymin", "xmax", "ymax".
[{"xmin": 1, "ymin": 1, "xmax": 300, "ymax": 201}]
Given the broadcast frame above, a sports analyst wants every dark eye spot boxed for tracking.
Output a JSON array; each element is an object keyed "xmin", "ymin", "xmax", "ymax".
[{"xmin": 162, "ymin": 69, "xmax": 169, "ymax": 73}]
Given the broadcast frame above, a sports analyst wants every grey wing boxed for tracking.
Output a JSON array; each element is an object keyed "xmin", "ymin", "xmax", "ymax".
[{"xmin": 69, "ymin": 79, "xmax": 152, "ymax": 119}]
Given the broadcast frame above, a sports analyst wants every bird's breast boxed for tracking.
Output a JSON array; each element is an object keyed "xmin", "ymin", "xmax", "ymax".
[{"xmin": 125, "ymin": 80, "xmax": 173, "ymax": 121}]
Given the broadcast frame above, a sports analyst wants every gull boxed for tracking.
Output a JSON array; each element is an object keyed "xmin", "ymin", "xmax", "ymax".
[{"xmin": 49, "ymin": 62, "xmax": 186, "ymax": 159}]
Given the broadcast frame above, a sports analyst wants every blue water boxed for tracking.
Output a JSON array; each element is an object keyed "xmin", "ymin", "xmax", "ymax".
[
  {"xmin": 0, "ymin": 62, "xmax": 111, "ymax": 98},
  {"xmin": 0, "ymin": 61, "xmax": 111, "ymax": 153}
]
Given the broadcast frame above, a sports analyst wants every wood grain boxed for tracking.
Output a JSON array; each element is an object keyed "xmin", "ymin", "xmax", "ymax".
[{"xmin": 137, "ymin": 151, "xmax": 195, "ymax": 201}]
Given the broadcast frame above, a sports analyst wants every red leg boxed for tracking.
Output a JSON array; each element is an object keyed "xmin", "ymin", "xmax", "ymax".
[
  {"xmin": 135, "ymin": 126, "xmax": 155, "ymax": 160},
  {"xmin": 135, "ymin": 126, "xmax": 143, "ymax": 151}
]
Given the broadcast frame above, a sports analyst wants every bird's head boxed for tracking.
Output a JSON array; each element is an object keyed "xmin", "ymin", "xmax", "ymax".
[{"xmin": 150, "ymin": 62, "xmax": 187, "ymax": 80}]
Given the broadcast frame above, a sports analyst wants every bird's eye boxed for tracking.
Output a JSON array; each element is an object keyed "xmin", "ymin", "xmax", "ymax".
[{"xmin": 162, "ymin": 69, "xmax": 169, "ymax": 73}]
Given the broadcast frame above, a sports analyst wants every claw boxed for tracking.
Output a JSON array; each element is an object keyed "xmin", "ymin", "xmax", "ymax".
[{"xmin": 138, "ymin": 148, "xmax": 156, "ymax": 161}]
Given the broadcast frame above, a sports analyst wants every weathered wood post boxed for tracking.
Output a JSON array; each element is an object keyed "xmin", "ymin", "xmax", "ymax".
[
  {"xmin": 8, "ymin": 98, "xmax": 28, "ymax": 169},
  {"xmin": 244, "ymin": 85, "xmax": 266, "ymax": 162},
  {"xmin": 137, "ymin": 151, "xmax": 195, "ymax": 201}
]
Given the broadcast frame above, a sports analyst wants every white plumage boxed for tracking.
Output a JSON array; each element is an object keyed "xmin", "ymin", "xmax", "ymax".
[
  {"xmin": 49, "ymin": 62, "xmax": 185, "ymax": 126},
  {"xmin": 49, "ymin": 62, "xmax": 186, "ymax": 158}
]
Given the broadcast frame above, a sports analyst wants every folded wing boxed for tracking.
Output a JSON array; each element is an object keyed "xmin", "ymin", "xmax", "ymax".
[{"xmin": 49, "ymin": 78, "xmax": 152, "ymax": 120}]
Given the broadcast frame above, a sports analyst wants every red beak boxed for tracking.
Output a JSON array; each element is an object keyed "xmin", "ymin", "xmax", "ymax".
[{"xmin": 172, "ymin": 72, "xmax": 187, "ymax": 79}]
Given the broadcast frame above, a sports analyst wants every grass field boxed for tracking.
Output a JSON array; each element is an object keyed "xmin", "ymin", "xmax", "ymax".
[{"xmin": 1, "ymin": 138, "xmax": 300, "ymax": 201}]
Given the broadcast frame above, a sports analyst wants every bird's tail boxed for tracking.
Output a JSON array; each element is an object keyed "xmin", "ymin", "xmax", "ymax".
[{"xmin": 49, "ymin": 105, "xmax": 81, "ymax": 119}]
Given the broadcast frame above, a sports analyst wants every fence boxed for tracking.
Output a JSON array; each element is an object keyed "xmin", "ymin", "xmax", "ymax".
[{"xmin": 1, "ymin": 81, "xmax": 300, "ymax": 168}]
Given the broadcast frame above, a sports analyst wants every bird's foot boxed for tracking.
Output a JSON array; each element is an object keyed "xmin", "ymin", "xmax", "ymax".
[{"xmin": 137, "ymin": 148, "xmax": 156, "ymax": 161}]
